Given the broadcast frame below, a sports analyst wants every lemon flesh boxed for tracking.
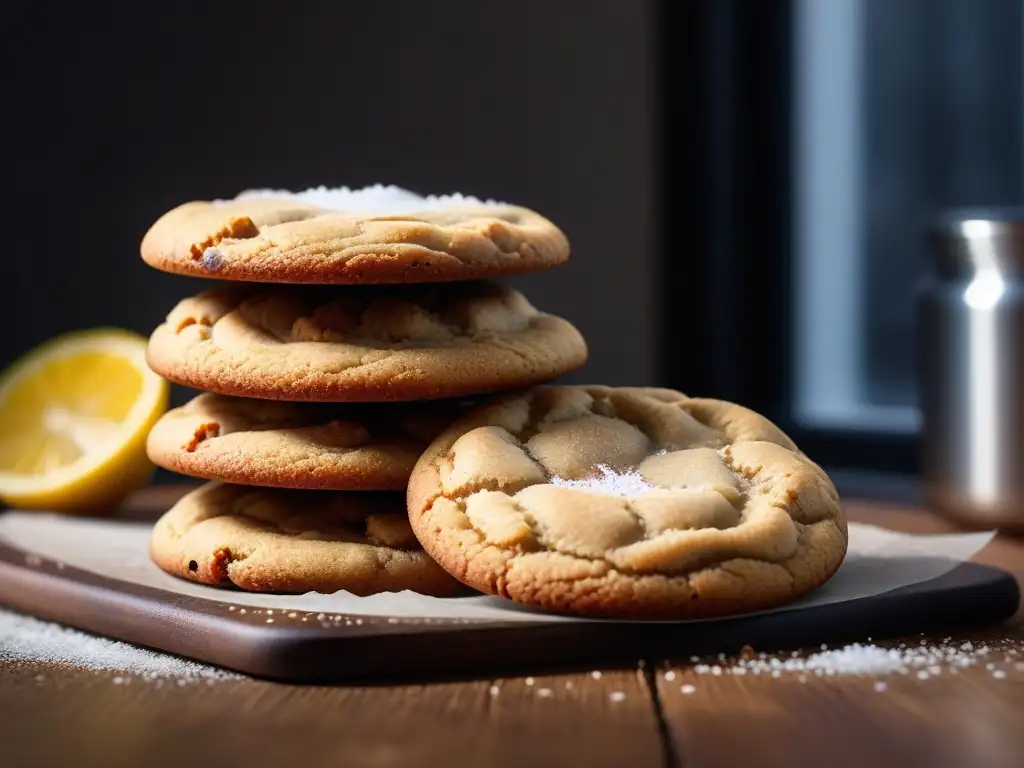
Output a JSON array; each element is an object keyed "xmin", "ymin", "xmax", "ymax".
[{"xmin": 0, "ymin": 330, "xmax": 169, "ymax": 512}]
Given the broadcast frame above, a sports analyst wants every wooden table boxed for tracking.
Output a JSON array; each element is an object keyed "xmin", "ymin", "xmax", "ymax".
[{"xmin": 2, "ymin": 492, "xmax": 1022, "ymax": 768}]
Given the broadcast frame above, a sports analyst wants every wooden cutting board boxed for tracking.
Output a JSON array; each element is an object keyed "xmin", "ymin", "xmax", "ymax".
[{"xmin": 0, "ymin": 515, "xmax": 1017, "ymax": 684}]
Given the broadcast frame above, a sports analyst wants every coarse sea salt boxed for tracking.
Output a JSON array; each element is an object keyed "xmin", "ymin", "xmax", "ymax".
[
  {"xmin": 684, "ymin": 639, "xmax": 1022, "ymax": 680},
  {"xmin": 218, "ymin": 184, "xmax": 503, "ymax": 214},
  {"xmin": 0, "ymin": 609, "xmax": 240, "ymax": 684},
  {"xmin": 551, "ymin": 465, "xmax": 656, "ymax": 498}
]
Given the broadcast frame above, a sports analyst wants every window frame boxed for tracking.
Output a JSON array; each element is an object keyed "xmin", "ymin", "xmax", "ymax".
[{"xmin": 658, "ymin": 0, "xmax": 918, "ymax": 475}]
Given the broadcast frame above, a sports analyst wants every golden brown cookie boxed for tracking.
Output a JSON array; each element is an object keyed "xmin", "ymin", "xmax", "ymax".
[
  {"xmin": 408, "ymin": 386, "xmax": 847, "ymax": 620},
  {"xmin": 147, "ymin": 393, "xmax": 462, "ymax": 490},
  {"xmin": 146, "ymin": 282, "xmax": 587, "ymax": 402},
  {"xmin": 140, "ymin": 186, "xmax": 569, "ymax": 284},
  {"xmin": 151, "ymin": 481, "xmax": 464, "ymax": 595}
]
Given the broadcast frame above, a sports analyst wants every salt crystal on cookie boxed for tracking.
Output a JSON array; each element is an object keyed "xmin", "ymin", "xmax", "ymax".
[
  {"xmin": 550, "ymin": 464, "xmax": 656, "ymax": 498},
  {"xmin": 226, "ymin": 184, "xmax": 502, "ymax": 213}
]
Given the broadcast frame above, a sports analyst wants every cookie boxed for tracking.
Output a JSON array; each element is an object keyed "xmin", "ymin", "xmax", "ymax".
[
  {"xmin": 407, "ymin": 386, "xmax": 847, "ymax": 620},
  {"xmin": 151, "ymin": 481, "xmax": 464, "ymax": 595},
  {"xmin": 140, "ymin": 185, "xmax": 569, "ymax": 284},
  {"xmin": 146, "ymin": 282, "xmax": 587, "ymax": 402},
  {"xmin": 148, "ymin": 393, "xmax": 462, "ymax": 490}
]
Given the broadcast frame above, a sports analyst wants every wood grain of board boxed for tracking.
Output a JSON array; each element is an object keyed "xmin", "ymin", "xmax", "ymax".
[{"xmin": 5, "ymin": 489, "xmax": 1017, "ymax": 685}]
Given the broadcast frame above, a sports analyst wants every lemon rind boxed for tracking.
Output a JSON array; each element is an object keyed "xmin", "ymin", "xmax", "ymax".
[{"xmin": 0, "ymin": 329, "xmax": 168, "ymax": 496}]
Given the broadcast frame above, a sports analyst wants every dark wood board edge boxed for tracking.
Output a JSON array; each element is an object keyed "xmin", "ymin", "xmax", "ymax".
[{"xmin": 0, "ymin": 539, "xmax": 1018, "ymax": 685}]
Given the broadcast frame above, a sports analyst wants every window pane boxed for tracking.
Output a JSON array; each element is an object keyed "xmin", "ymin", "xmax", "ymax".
[{"xmin": 793, "ymin": 0, "xmax": 1023, "ymax": 433}]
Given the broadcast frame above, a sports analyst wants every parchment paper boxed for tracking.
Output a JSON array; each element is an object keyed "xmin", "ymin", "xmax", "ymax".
[{"xmin": 0, "ymin": 512, "xmax": 996, "ymax": 624}]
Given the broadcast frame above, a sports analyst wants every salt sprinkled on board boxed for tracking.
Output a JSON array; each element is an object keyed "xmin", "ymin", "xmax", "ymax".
[
  {"xmin": 0, "ymin": 609, "xmax": 240, "ymax": 683},
  {"xmin": 220, "ymin": 184, "xmax": 503, "ymax": 213},
  {"xmin": 551, "ymin": 465, "xmax": 656, "ymax": 498}
]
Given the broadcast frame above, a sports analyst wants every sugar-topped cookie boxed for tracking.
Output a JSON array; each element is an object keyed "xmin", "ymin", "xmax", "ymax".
[
  {"xmin": 407, "ymin": 386, "xmax": 847, "ymax": 619},
  {"xmin": 150, "ymin": 481, "xmax": 464, "ymax": 595},
  {"xmin": 148, "ymin": 393, "xmax": 462, "ymax": 490},
  {"xmin": 140, "ymin": 185, "xmax": 570, "ymax": 284},
  {"xmin": 146, "ymin": 282, "xmax": 587, "ymax": 402}
]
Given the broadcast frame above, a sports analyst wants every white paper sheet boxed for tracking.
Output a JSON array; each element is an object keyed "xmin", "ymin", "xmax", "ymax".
[{"xmin": 0, "ymin": 512, "xmax": 996, "ymax": 624}]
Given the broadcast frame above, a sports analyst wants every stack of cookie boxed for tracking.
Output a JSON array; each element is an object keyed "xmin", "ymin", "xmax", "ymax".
[{"xmin": 140, "ymin": 186, "xmax": 587, "ymax": 596}]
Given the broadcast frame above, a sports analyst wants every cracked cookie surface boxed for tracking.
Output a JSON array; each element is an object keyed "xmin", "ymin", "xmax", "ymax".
[
  {"xmin": 407, "ymin": 386, "xmax": 847, "ymax": 619},
  {"xmin": 151, "ymin": 481, "xmax": 464, "ymax": 595},
  {"xmin": 148, "ymin": 393, "xmax": 463, "ymax": 490},
  {"xmin": 140, "ymin": 191, "xmax": 569, "ymax": 284},
  {"xmin": 146, "ymin": 282, "xmax": 587, "ymax": 401}
]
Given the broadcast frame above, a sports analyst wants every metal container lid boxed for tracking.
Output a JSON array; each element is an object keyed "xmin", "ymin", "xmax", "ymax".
[{"xmin": 928, "ymin": 207, "xmax": 1024, "ymax": 277}]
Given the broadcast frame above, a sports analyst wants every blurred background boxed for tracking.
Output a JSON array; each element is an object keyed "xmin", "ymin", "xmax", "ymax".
[{"xmin": 5, "ymin": 0, "xmax": 1022, "ymax": 494}]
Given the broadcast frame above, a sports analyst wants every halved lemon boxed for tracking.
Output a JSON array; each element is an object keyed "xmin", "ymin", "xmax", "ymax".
[{"xmin": 0, "ymin": 329, "xmax": 169, "ymax": 512}]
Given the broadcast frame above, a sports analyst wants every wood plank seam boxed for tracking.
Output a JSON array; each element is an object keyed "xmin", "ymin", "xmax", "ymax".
[{"xmin": 643, "ymin": 660, "xmax": 683, "ymax": 768}]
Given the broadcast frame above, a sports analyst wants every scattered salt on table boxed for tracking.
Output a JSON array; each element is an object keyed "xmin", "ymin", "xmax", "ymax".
[
  {"xmin": 0, "ymin": 608, "xmax": 239, "ymax": 684},
  {"xmin": 684, "ymin": 639, "xmax": 1021, "ymax": 680}
]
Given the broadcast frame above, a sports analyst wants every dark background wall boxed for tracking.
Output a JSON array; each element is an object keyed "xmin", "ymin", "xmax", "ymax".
[{"xmin": 5, "ymin": 1, "xmax": 659, "ymax": 408}]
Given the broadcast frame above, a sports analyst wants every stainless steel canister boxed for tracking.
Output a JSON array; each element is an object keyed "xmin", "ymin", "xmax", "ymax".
[{"xmin": 918, "ymin": 209, "xmax": 1024, "ymax": 531}]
